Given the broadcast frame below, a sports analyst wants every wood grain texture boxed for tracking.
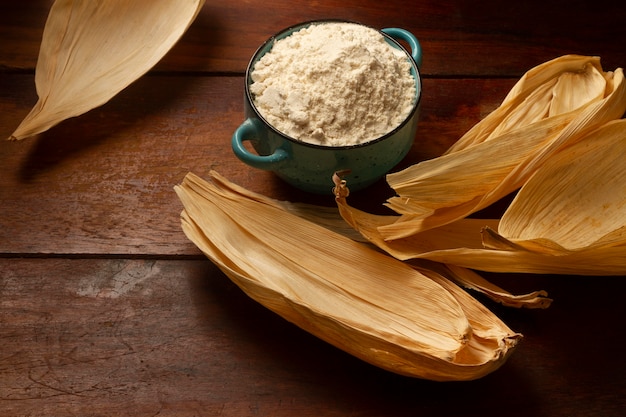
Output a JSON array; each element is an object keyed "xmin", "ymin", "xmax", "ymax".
[
  {"xmin": 1, "ymin": 1, "xmax": 625, "ymax": 416},
  {"xmin": 1, "ymin": 259, "xmax": 625, "ymax": 417},
  {"xmin": 1, "ymin": 0, "xmax": 625, "ymax": 76},
  {"xmin": 0, "ymin": 74, "xmax": 514, "ymax": 255}
]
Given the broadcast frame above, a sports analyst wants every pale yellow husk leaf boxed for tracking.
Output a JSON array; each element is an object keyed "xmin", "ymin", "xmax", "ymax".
[
  {"xmin": 9, "ymin": 0, "xmax": 205, "ymax": 140},
  {"xmin": 497, "ymin": 119, "xmax": 626, "ymax": 250},
  {"xmin": 332, "ymin": 177, "xmax": 551, "ymax": 306},
  {"xmin": 209, "ymin": 175, "xmax": 548, "ymax": 307},
  {"xmin": 332, "ymin": 118, "xmax": 626, "ymax": 275},
  {"xmin": 175, "ymin": 171, "xmax": 520, "ymax": 381},
  {"xmin": 378, "ymin": 55, "xmax": 626, "ymax": 239},
  {"xmin": 438, "ymin": 264, "xmax": 552, "ymax": 309}
]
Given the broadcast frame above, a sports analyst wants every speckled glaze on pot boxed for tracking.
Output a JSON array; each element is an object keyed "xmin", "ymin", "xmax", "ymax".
[{"xmin": 232, "ymin": 20, "xmax": 422, "ymax": 194}]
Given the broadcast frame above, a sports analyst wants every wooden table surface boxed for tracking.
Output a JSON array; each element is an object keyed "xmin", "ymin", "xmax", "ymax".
[{"xmin": 1, "ymin": 1, "xmax": 625, "ymax": 416}]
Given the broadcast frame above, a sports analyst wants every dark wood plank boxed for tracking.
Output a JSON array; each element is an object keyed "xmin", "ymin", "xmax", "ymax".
[
  {"xmin": 1, "ymin": 0, "xmax": 625, "ymax": 77},
  {"xmin": 1, "ymin": 258, "xmax": 625, "ymax": 416},
  {"xmin": 0, "ymin": 74, "xmax": 514, "ymax": 256}
]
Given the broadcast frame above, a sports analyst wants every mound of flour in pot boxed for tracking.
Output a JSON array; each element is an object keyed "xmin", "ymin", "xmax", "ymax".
[{"xmin": 249, "ymin": 22, "xmax": 416, "ymax": 146}]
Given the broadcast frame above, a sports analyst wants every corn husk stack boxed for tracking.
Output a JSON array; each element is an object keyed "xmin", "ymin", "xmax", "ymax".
[
  {"xmin": 8, "ymin": 0, "xmax": 205, "ymax": 140},
  {"xmin": 175, "ymin": 171, "xmax": 521, "ymax": 381},
  {"xmin": 333, "ymin": 55, "xmax": 626, "ymax": 276}
]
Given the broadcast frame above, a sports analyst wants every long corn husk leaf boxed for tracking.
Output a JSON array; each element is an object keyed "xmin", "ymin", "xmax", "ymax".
[
  {"xmin": 9, "ymin": 0, "xmax": 205, "ymax": 140},
  {"xmin": 430, "ymin": 119, "xmax": 626, "ymax": 275},
  {"xmin": 379, "ymin": 55, "xmax": 626, "ymax": 239},
  {"xmin": 446, "ymin": 55, "xmax": 611, "ymax": 152},
  {"xmin": 175, "ymin": 171, "xmax": 520, "ymax": 381},
  {"xmin": 332, "ymin": 176, "xmax": 550, "ymax": 306},
  {"xmin": 333, "ymin": 118, "xmax": 626, "ymax": 275},
  {"xmin": 201, "ymin": 174, "xmax": 548, "ymax": 307},
  {"xmin": 433, "ymin": 263, "xmax": 552, "ymax": 309},
  {"xmin": 496, "ymin": 119, "xmax": 626, "ymax": 251}
]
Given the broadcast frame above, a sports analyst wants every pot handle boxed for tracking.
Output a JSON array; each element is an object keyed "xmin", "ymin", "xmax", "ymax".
[
  {"xmin": 232, "ymin": 119, "xmax": 289, "ymax": 170},
  {"xmin": 382, "ymin": 28, "xmax": 422, "ymax": 68}
]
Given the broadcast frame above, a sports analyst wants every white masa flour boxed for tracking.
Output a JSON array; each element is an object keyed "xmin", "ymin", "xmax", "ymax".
[{"xmin": 250, "ymin": 22, "xmax": 416, "ymax": 147}]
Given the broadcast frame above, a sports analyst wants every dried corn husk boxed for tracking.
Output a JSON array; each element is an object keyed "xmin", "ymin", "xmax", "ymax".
[
  {"xmin": 470, "ymin": 119, "xmax": 626, "ymax": 274},
  {"xmin": 442, "ymin": 264, "xmax": 551, "ymax": 308},
  {"xmin": 497, "ymin": 119, "xmax": 626, "ymax": 251},
  {"xmin": 208, "ymin": 175, "xmax": 549, "ymax": 307},
  {"xmin": 332, "ymin": 176, "xmax": 551, "ymax": 306},
  {"xmin": 378, "ymin": 55, "xmax": 626, "ymax": 239},
  {"xmin": 175, "ymin": 171, "xmax": 520, "ymax": 381},
  {"xmin": 331, "ymin": 56, "xmax": 626, "ymax": 277},
  {"xmin": 9, "ymin": 0, "xmax": 205, "ymax": 140},
  {"xmin": 333, "ymin": 116, "xmax": 626, "ymax": 276}
]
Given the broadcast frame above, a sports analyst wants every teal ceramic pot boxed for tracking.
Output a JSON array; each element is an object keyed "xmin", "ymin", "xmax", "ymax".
[{"xmin": 232, "ymin": 20, "xmax": 422, "ymax": 194}]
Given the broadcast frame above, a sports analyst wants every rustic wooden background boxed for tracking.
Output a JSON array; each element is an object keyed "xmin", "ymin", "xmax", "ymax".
[{"xmin": 1, "ymin": 1, "xmax": 625, "ymax": 416}]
